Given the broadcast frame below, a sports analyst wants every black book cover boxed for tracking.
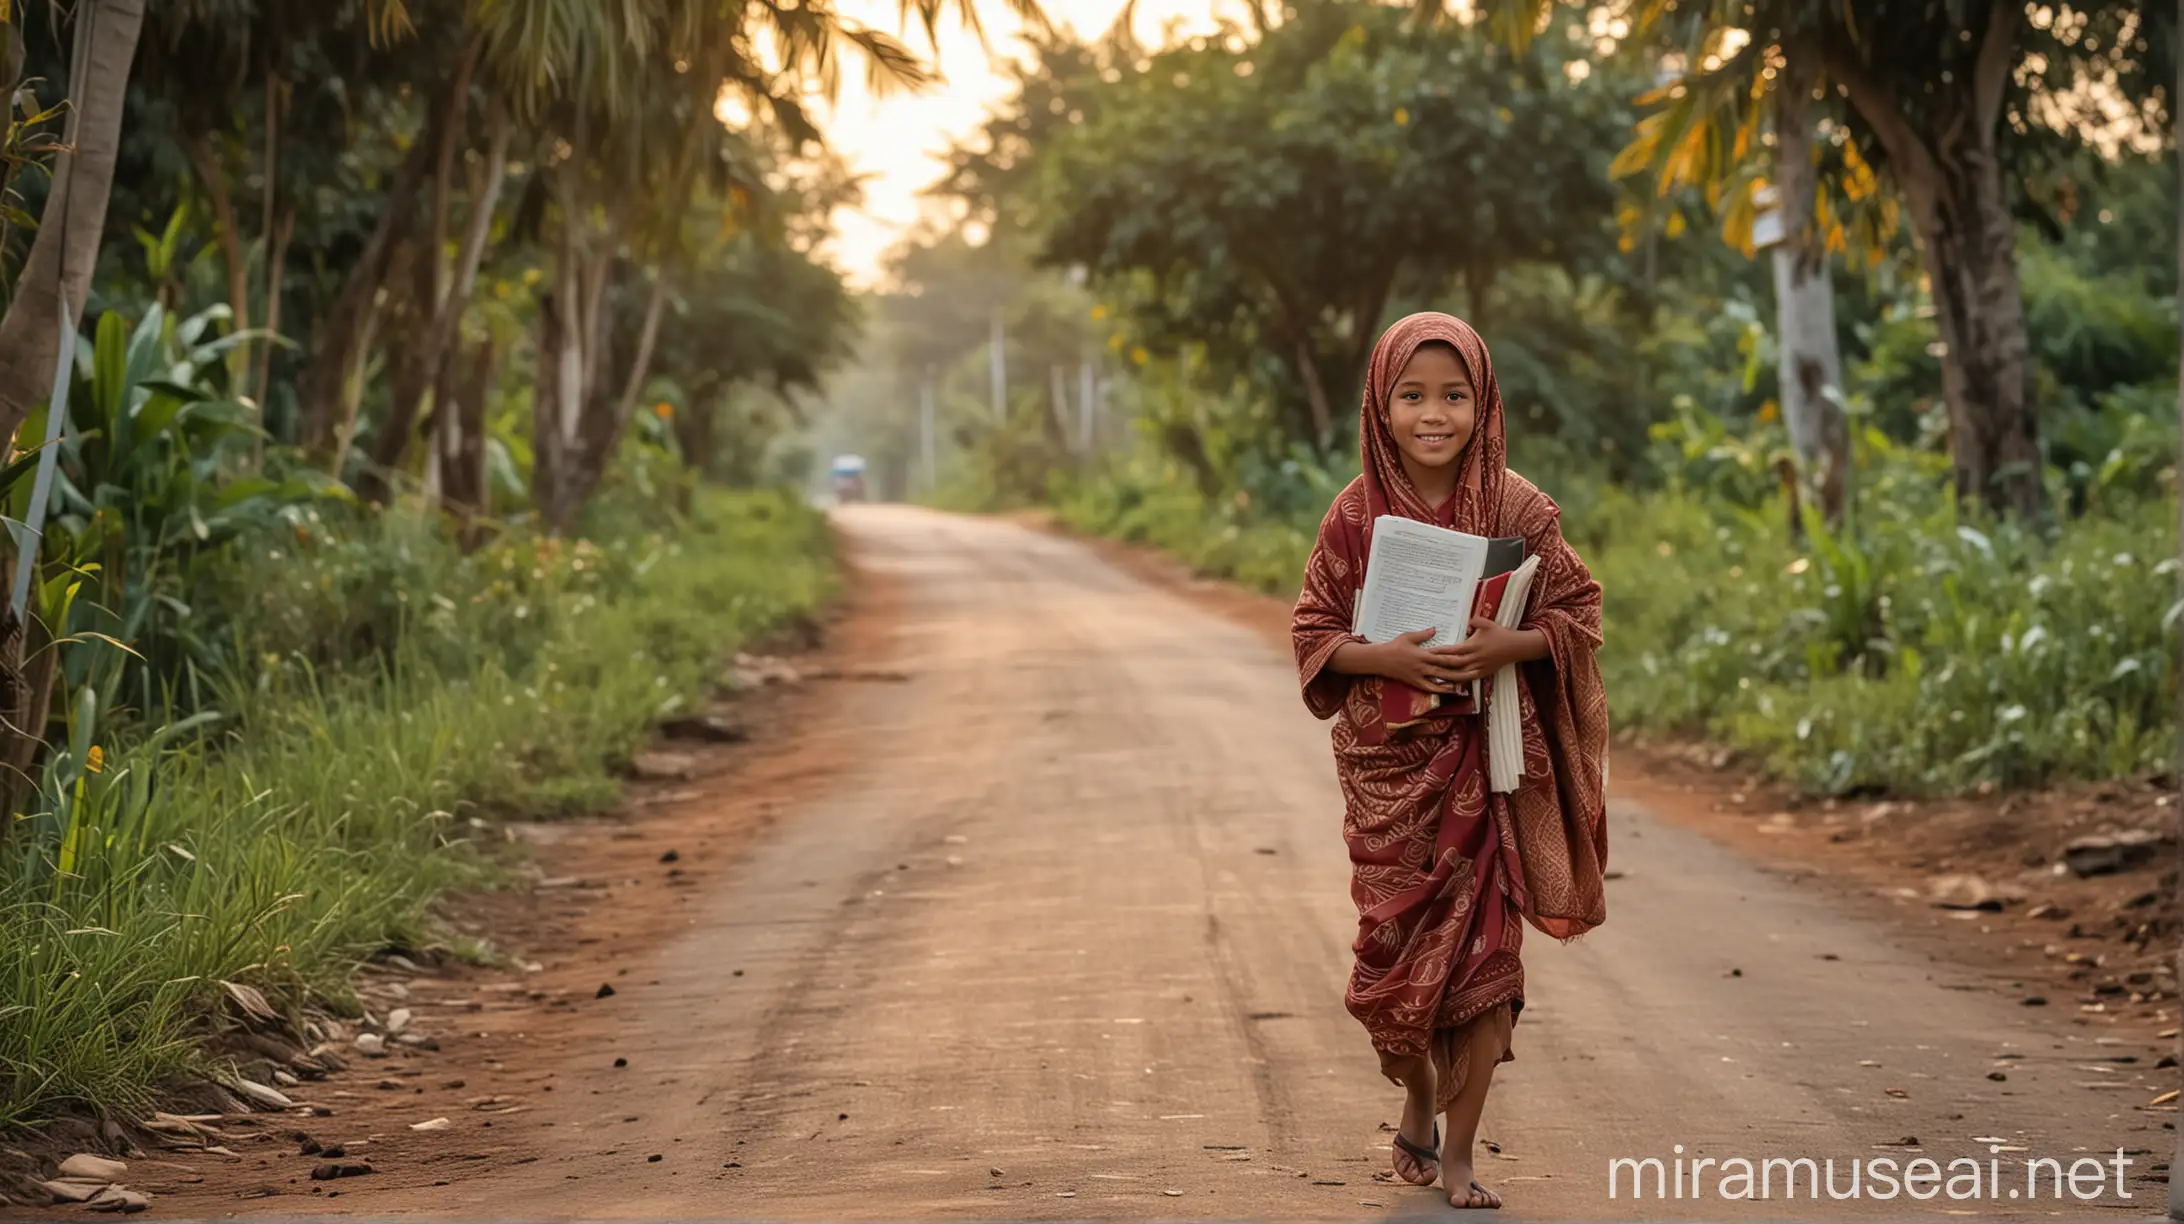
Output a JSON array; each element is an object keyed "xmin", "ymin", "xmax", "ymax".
[{"xmin": 1483, "ymin": 536, "xmax": 1526, "ymax": 578}]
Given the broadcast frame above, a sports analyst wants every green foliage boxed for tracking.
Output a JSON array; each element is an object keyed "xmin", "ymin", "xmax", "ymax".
[
  {"xmin": 1584, "ymin": 444, "xmax": 2177, "ymax": 794},
  {"xmin": 1028, "ymin": 3, "xmax": 1629, "ymax": 445},
  {"xmin": 0, "ymin": 488, "xmax": 834, "ymax": 1124}
]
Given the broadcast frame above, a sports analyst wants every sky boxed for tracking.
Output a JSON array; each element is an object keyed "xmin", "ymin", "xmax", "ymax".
[{"xmin": 813, "ymin": 0, "xmax": 1242, "ymax": 286}]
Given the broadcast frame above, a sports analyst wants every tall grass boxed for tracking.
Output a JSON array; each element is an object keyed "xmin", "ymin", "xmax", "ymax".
[
  {"xmin": 0, "ymin": 488, "xmax": 835, "ymax": 1126},
  {"xmin": 1580, "ymin": 476, "xmax": 2176, "ymax": 794}
]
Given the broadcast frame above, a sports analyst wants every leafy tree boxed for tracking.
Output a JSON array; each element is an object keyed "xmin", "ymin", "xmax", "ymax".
[
  {"xmin": 1592, "ymin": 0, "xmax": 2177, "ymax": 516},
  {"xmin": 995, "ymin": 3, "xmax": 1628, "ymax": 448}
]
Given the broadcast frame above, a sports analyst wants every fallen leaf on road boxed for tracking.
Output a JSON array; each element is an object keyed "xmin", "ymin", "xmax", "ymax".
[
  {"xmin": 40, "ymin": 1180, "xmax": 108, "ymax": 1204},
  {"xmin": 219, "ymin": 980, "xmax": 280, "ymax": 1023},
  {"xmin": 2151, "ymin": 1090, "xmax": 2180, "ymax": 1106},
  {"xmin": 232, "ymin": 1079, "xmax": 293, "ymax": 1110},
  {"xmin": 410, "ymin": 1117, "xmax": 453, "ymax": 1131},
  {"xmin": 59, "ymin": 1155, "xmax": 127, "ymax": 1181},
  {"xmin": 1885, "ymin": 1088, "xmax": 1908, "ymax": 1098},
  {"xmin": 1163, "ymin": 1189, "xmax": 1185, "ymax": 1196},
  {"xmin": 310, "ymin": 1162, "xmax": 373, "ymax": 1181},
  {"xmin": 84, "ymin": 1188, "xmax": 150, "ymax": 1214}
]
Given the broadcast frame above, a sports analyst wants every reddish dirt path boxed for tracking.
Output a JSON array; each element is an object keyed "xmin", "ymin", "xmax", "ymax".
[{"xmin": 89, "ymin": 507, "xmax": 2178, "ymax": 1221}]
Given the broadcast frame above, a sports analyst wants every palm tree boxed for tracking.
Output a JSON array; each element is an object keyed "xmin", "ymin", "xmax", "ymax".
[{"xmin": 0, "ymin": 0, "xmax": 148, "ymax": 450}]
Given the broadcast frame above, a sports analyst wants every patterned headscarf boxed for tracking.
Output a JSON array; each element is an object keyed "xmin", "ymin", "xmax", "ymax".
[{"xmin": 1357, "ymin": 312, "xmax": 1508, "ymax": 538}]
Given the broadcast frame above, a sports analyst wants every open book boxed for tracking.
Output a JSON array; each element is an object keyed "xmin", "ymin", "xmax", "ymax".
[{"xmin": 1351, "ymin": 516, "xmax": 1525, "ymax": 648}]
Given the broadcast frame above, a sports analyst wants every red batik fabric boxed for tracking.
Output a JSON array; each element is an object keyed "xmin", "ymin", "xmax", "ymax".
[{"xmin": 1289, "ymin": 313, "xmax": 1611, "ymax": 1104}]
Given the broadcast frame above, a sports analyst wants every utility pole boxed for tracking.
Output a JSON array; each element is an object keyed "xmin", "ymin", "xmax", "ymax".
[
  {"xmin": 989, "ymin": 308, "xmax": 1007, "ymax": 424},
  {"xmin": 1077, "ymin": 361, "xmax": 1095, "ymax": 456},
  {"xmin": 919, "ymin": 369, "xmax": 936, "ymax": 493},
  {"xmin": 1049, "ymin": 364, "xmax": 1069, "ymax": 446}
]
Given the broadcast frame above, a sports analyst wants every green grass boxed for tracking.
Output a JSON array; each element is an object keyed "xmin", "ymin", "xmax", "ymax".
[
  {"xmin": 1579, "ymin": 479, "xmax": 2177, "ymax": 795},
  {"xmin": 0, "ymin": 488, "xmax": 836, "ymax": 1127}
]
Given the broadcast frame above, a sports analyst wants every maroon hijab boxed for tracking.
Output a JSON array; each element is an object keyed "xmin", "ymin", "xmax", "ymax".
[{"xmin": 1357, "ymin": 312, "xmax": 1506, "ymax": 539}]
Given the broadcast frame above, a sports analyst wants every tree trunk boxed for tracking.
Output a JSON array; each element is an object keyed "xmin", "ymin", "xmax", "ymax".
[
  {"xmin": 672, "ymin": 392, "xmax": 719, "ymax": 483},
  {"xmin": 530, "ymin": 286, "xmax": 574, "ymax": 529},
  {"xmin": 0, "ymin": 0, "xmax": 147, "ymax": 445},
  {"xmin": 0, "ymin": 609, "xmax": 57, "ymax": 827},
  {"xmin": 549, "ymin": 275, "xmax": 667, "ymax": 533},
  {"xmin": 179, "ymin": 130, "xmax": 252, "ymax": 388},
  {"xmin": 362, "ymin": 104, "xmax": 510, "ymax": 503},
  {"xmin": 253, "ymin": 66, "xmax": 283, "ymax": 412},
  {"xmin": 1292, "ymin": 340, "xmax": 1334, "ymax": 442},
  {"xmin": 254, "ymin": 204, "xmax": 294, "ymax": 445},
  {"xmin": 294, "ymin": 42, "xmax": 468, "ymax": 455},
  {"xmin": 1769, "ymin": 57, "xmax": 1850, "ymax": 524},
  {"xmin": 440, "ymin": 335, "xmax": 498, "ymax": 540},
  {"xmin": 354, "ymin": 232, "xmax": 438, "ymax": 503},
  {"xmin": 1909, "ymin": 153, "xmax": 2039, "ymax": 517},
  {"xmin": 329, "ymin": 275, "xmax": 383, "ymax": 479},
  {"xmin": 1819, "ymin": 3, "xmax": 2043, "ymax": 517}
]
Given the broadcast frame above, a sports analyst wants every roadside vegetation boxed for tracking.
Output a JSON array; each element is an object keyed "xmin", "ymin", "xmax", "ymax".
[{"xmin": 0, "ymin": 0, "xmax": 948, "ymax": 1125}]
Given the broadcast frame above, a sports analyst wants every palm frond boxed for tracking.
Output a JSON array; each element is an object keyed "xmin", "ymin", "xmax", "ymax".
[{"xmin": 842, "ymin": 24, "xmax": 932, "ymax": 96}]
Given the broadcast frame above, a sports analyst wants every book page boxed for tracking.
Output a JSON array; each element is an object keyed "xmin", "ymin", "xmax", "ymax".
[{"xmin": 1356, "ymin": 516, "xmax": 1490, "ymax": 649}]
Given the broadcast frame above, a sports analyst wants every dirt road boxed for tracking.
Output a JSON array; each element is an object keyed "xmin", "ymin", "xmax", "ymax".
[{"xmin": 155, "ymin": 506, "xmax": 2175, "ymax": 1219}]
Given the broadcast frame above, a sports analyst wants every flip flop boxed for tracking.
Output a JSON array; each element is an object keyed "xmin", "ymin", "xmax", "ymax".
[
  {"xmin": 1391, "ymin": 1124, "xmax": 1440, "ymax": 1186},
  {"xmin": 1451, "ymin": 1179, "xmax": 1502, "ymax": 1209}
]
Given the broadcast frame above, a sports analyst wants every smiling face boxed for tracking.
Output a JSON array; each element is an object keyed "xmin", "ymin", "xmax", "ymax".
[{"xmin": 1385, "ymin": 341, "xmax": 1476, "ymax": 492}]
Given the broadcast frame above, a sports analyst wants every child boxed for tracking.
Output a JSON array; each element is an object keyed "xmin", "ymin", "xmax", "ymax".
[{"xmin": 1290, "ymin": 312, "xmax": 1610, "ymax": 1209}]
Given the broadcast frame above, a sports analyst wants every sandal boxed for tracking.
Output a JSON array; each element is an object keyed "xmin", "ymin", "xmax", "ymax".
[
  {"xmin": 1451, "ymin": 1179, "xmax": 1502, "ymax": 1209},
  {"xmin": 1391, "ymin": 1124, "xmax": 1440, "ymax": 1186}
]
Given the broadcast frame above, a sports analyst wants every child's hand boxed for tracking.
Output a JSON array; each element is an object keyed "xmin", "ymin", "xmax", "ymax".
[
  {"xmin": 1370, "ymin": 627, "xmax": 1472, "ymax": 694},
  {"xmin": 1433, "ymin": 617, "xmax": 1549, "ymax": 683}
]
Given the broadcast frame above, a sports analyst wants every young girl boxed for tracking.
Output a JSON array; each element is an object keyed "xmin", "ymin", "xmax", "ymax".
[{"xmin": 1291, "ymin": 313, "xmax": 1610, "ymax": 1210}]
